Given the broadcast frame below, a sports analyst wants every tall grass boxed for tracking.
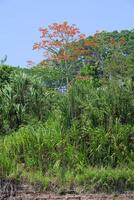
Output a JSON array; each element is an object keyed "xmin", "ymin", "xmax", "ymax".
[
  {"xmin": 0, "ymin": 113, "xmax": 133, "ymax": 191},
  {"xmin": 0, "ymin": 113, "xmax": 84, "ymax": 178}
]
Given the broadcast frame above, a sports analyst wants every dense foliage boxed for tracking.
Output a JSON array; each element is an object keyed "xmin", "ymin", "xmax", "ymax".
[{"xmin": 0, "ymin": 29, "xmax": 134, "ymax": 192}]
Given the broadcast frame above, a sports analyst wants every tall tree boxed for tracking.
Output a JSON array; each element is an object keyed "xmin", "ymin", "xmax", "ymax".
[{"xmin": 33, "ymin": 22, "xmax": 96, "ymax": 89}]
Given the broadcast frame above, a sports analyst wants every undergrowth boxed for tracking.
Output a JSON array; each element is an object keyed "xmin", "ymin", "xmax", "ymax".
[{"xmin": 0, "ymin": 117, "xmax": 133, "ymax": 192}]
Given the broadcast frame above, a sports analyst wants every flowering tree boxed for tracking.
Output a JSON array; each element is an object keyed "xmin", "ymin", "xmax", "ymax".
[{"xmin": 33, "ymin": 22, "xmax": 96, "ymax": 88}]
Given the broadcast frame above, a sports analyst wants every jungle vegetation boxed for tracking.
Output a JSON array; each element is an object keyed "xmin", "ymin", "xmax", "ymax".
[{"xmin": 0, "ymin": 25, "xmax": 134, "ymax": 192}]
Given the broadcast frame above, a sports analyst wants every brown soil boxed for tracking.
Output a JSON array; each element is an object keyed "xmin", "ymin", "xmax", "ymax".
[
  {"xmin": 0, "ymin": 183, "xmax": 134, "ymax": 200},
  {"xmin": 2, "ymin": 192, "xmax": 134, "ymax": 200}
]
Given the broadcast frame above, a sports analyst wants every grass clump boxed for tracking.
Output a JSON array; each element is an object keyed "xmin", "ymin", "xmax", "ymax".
[{"xmin": 0, "ymin": 119, "xmax": 133, "ymax": 192}]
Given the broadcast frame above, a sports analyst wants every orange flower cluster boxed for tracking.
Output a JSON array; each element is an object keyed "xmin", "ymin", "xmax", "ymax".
[
  {"xmin": 48, "ymin": 22, "xmax": 81, "ymax": 36},
  {"xmin": 39, "ymin": 28, "xmax": 48, "ymax": 38},
  {"xmin": 109, "ymin": 36, "xmax": 126, "ymax": 46},
  {"xmin": 33, "ymin": 42, "xmax": 41, "ymax": 50},
  {"xmin": 84, "ymin": 40, "xmax": 97, "ymax": 48},
  {"xmin": 33, "ymin": 22, "xmax": 98, "ymax": 62}
]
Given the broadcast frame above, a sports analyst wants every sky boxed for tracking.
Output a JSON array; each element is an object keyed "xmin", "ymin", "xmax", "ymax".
[{"xmin": 0, "ymin": 0, "xmax": 134, "ymax": 67}]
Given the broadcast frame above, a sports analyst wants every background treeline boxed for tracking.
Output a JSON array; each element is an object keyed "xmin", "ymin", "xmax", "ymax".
[{"xmin": 0, "ymin": 30, "xmax": 134, "ymax": 192}]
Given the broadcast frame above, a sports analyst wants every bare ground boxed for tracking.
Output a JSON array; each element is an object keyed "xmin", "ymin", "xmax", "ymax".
[
  {"xmin": 0, "ymin": 182, "xmax": 134, "ymax": 200},
  {"xmin": 1, "ymin": 192, "xmax": 134, "ymax": 200}
]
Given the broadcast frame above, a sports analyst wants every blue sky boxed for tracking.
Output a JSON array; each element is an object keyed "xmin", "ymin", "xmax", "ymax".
[{"xmin": 0, "ymin": 0, "xmax": 134, "ymax": 67}]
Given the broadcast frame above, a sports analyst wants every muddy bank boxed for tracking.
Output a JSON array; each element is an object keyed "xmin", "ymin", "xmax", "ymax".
[
  {"xmin": 0, "ymin": 179, "xmax": 134, "ymax": 200},
  {"xmin": 1, "ymin": 192, "xmax": 134, "ymax": 200}
]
